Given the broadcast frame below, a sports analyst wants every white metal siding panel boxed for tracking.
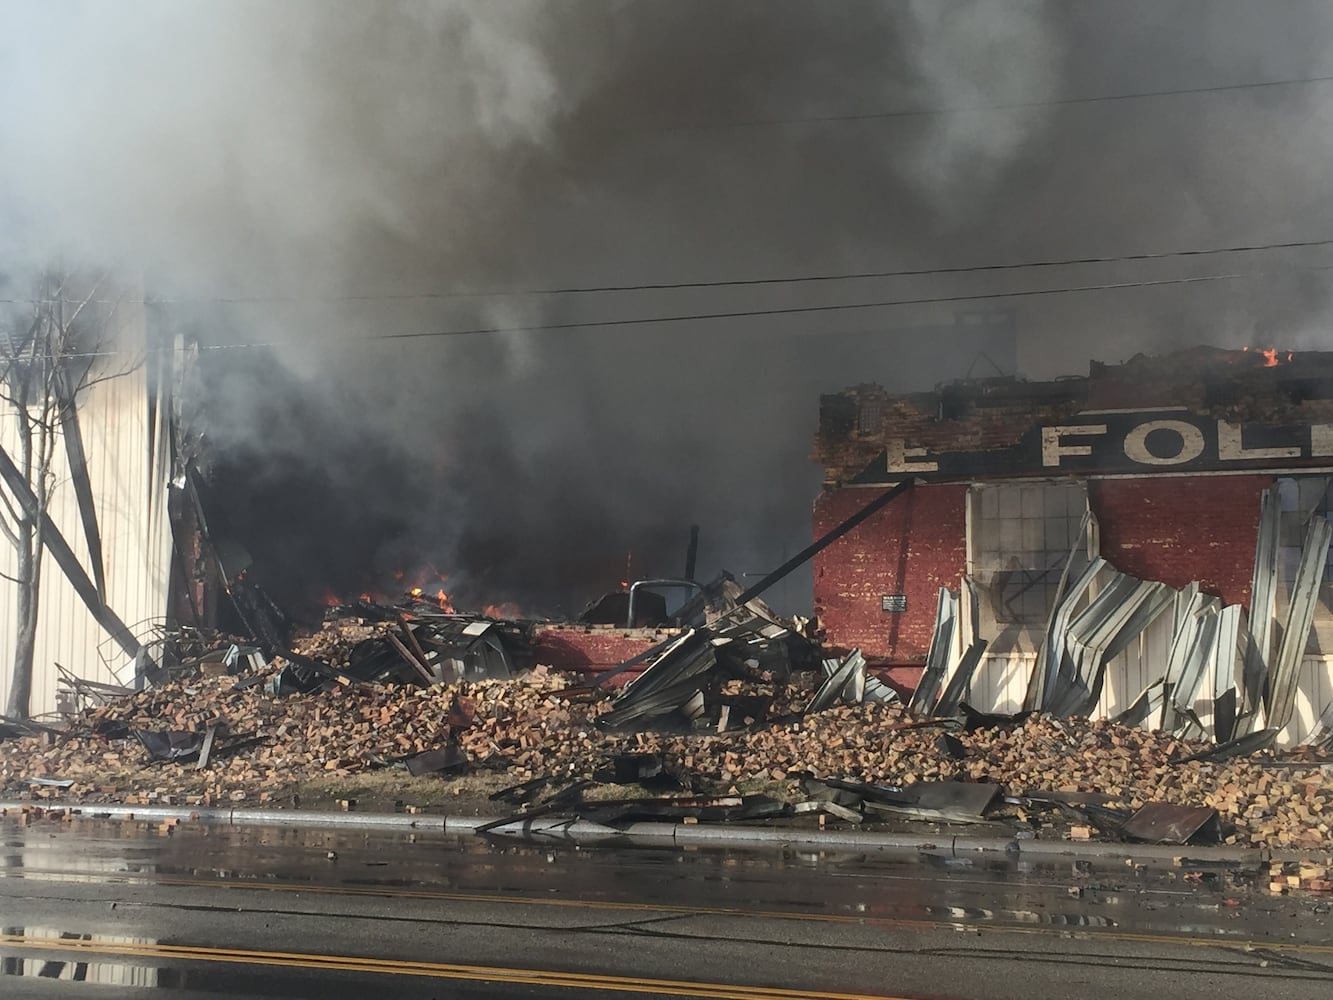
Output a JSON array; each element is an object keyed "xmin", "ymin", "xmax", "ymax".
[
  {"xmin": 972, "ymin": 652, "xmax": 1033, "ymax": 714},
  {"xmin": 0, "ymin": 298, "xmax": 172, "ymax": 720},
  {"xmin": 1094, "ymin": 610, "xmax": 1175, "ymax": 723},
  {"xmin": 1280, "ymin": 656, "xmax": 1333, "ymax": 745}
]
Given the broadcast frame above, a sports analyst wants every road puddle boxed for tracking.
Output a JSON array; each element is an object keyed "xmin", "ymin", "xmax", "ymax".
[{"xmin": 1, "ymin": 928, "xmax": 185, "ymax": 988}]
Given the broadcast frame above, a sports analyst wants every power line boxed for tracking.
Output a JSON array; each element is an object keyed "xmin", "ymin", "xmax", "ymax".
[
  {"xmin": 5, "ymin": 235, "xmax": 1333, "ymax": 307},
  {"xmin": 364, "ymin": 268, "xmax": 1322, "ymax": 343},
  {"xmin": 11, "ymin": 262, "xmax": 1333, "ymax": 362},
  {"xmin": 655, "ymin": 71, "xmax": 1333, "ymax": 131}
]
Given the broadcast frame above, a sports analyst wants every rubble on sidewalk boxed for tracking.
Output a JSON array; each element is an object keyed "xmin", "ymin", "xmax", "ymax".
[
  {"xmin": 1267, "ymin": 858, "xmax": 1333, "ymax": 893},
  {"xmin": 1, "ymin": 658, "xmax": 1330, "ymax": 848},
  {"xmin": 2, "ymin": 565, "xmax": 1329, "ymax": 848}
]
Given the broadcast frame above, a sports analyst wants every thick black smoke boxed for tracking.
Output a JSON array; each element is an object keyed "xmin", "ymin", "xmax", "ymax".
[{"xmin": 4, "ymin": 2, "xmax": 1333, "ymax": 616}]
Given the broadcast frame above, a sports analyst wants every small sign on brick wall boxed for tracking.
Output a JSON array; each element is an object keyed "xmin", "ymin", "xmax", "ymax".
[{"xmin": 881, "ymin": 594, "xmax": 908, "ymax": 613}]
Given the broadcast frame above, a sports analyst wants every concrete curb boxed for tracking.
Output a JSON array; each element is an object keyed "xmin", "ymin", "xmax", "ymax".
[
  {"xmin": 0, "ymin": 802, "xmax": 445, "ymax": 833},
  {"xmin": 1, "ymin": 800, "xmax": 1285, "ymax": 863}
]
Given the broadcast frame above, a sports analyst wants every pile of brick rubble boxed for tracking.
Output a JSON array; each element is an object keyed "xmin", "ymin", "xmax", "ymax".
[{"xmin": 2, "ymin": 663, "xmax": 1330, "ymax": 849}]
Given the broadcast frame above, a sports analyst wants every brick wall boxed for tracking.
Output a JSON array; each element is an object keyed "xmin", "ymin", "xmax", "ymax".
[
  {"xmin": 812, "ymin": 483, "xmax": 968, "ymax": 661},
  {"xmin": 1088, "ymin": 475, "xmax": 1271, "ymax": 607},
  {"xmin": 815, "ymin": 474, "xmax": 1270, "ymax": 663},
  {"xmin": 532, "ymin": 625, "xmax": 677, "ymax": 677}
]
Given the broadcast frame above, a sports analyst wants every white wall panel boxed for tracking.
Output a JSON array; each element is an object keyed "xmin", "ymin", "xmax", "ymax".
[
  {"xmin": 966, "ymin": 634, "xmax": 1333, "ymax": 747},
  {"xmin": 971, "ymin": 652, "xmax": 1034, "ymax": 715},
  {"xmin": 1282, "ymin": 656, "xmax": 1333, "ymax": 745},
  {"xmin": 0, "ymin": 295, "xmax": 173, "ymax": 720}
]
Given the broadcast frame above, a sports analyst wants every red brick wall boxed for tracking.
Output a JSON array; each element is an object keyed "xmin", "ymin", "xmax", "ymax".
[
  {"xmin": 815, "ymin": 474, "xmax": 1270, "ymax": 662},
  {"xmin": 532, "ymin": 626, "xmax": 677, "ymax": 677},
  {"xmin": 1088, "ymin": 475, "xmax": 1271, "ymax": 607},
  {"xmin": 812, "ymin": 483, "xmax": 969, "ymax": 661}
]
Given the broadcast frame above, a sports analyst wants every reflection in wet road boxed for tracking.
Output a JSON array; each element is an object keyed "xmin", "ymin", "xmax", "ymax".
[{"xmin": 2, "ymin": 816, "xmax": 1331, "ymax": 998}]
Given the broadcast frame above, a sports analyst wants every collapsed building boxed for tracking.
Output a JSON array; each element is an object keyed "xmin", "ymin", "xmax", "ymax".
[
  {"xmin": 5, "ymin": 343, "xmax": 1333, "ymax": 849},
  {"xmin": 7, "ymin": 329, "xmax": 1333, "ymax": 762},
  {"xmin": 813, "ymin": 347, "xmax": 1333, "ymax": 748}
]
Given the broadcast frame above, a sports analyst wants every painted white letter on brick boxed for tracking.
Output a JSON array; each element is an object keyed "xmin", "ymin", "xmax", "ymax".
[
  {"xmin": 1217, "ymin": 420, "xmax": 1300, "ymax": 461},
  {"xmin": 886, "ymin": 439, "xmax": 939, "ymax": 473},
  {"xmin": 1312, "ymin": 424, "xmax": 1333, "ymax": 457},
  {"xmin": 1123, "ymin": 420, "xmax": 1204, "ymax": 466},
  {"xmin": 1042, "ymin": 424, "xmax": 1108, "ymax": 467}
]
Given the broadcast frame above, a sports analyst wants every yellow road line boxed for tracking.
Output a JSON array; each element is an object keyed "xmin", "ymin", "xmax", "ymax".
[
  {"xmin": 0, "ymin": 934, "xmax": 906, "ymax": 1000},
  {"xmin": 5, "ymin": 868, "xmax": 1332, "ymax": 957}
]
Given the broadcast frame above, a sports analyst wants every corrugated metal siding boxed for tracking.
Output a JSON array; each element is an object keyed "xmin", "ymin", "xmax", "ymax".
[
  {"xmin": 0, "ymin": 297, "xmax": 172, "ymax": 720},
  {"xmin": 1281, "ymin": 656, "xmax": 1333, "ymax": 745},
  {"xmin": 972, "ymin": 652, "xmax": 1033, "ymax": 715},
  {"xmin": 969, "ymin": 643, "xmax": 1333, "ymax": 747},
  {"xmin": 1094, "ymin": 608, "xmax": 1177, "ymax": 723}
]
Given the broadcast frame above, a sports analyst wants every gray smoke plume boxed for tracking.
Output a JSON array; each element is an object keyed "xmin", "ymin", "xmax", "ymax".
[{"xmin": 3, "ymin": 2, "xmax": 1333, "ymax": 615}]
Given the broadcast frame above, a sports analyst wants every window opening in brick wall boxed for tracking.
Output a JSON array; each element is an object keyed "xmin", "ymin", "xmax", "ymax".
[
  {"xmin": 970, "ymin": 482, "xmax": 1087, "ymax": 626},
  {"xmin": 857, "ymin": 400, "xmax": 881, "ymax": 434}
]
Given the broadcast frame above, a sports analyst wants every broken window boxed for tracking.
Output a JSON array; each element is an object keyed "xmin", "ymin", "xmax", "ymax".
[{"xmin": 969, "ymin": 481, "xmax": 1087, "ymax": 627}]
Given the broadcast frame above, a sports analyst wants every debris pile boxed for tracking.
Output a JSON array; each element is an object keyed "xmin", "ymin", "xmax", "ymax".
[
  {"xmin": 1267, "ymin": 859, "xmax": 1333, "ymax": 893},
  {"xmin": 2, "ymin": 567, "xmax": 1330, "ymax": 847},
  {"xmin": 2, "ymin": 657, "xmax": 1331, "ymax": 847}
]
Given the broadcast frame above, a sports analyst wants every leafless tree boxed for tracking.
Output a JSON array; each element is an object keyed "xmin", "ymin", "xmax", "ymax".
[{"xmin": 0, "ymin": 270, "xmax": 137, "ymax": 719}]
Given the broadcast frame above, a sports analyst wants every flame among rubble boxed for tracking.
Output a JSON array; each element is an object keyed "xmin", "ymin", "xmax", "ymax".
[
  {"xmin": 1242, "ymin": 346, "xmax": 1295, "ymax": 367},
  {"xmin": 323, "ymin": 570, "xmax": 458, "ymax": 614}
]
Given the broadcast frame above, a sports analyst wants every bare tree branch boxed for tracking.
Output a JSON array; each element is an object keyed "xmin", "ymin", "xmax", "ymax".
[
  {"xmin": 59, "ymin": 275, "xmax": 105, "ymax": 333},
  {"xmin": 78, "ymin": 357, "xmax": 144, "ymax": 395}
]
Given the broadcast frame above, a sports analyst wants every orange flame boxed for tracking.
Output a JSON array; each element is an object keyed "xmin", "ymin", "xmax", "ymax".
[
  {"xmin": 1243, "ymin": 346, "xmax": 1293, "ymax": 368},
  {"xmin": 436, "ymin": 589, "xmax": 454, "ymax": 612}
]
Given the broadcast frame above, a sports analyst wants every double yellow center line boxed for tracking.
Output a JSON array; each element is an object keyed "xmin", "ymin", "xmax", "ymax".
[{"xmin": 0, "ymin": 933, "xmax": 906, "ymax": 999}]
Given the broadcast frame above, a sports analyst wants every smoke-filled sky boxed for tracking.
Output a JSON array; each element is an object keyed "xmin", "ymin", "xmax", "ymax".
[{"xmin": 4, "ymin": 1, "xmax": 1333, "ymax": 616}]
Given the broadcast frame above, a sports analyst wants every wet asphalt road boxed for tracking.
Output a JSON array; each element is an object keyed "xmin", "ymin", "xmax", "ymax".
[{"xmin": 2, "ymin": 817, "xmax": 1332, "ymax": 999}]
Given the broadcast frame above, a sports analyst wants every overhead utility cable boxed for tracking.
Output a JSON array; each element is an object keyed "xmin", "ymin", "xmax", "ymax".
[
  {"xmin": 9, "ymin": 235, "xmax": 1333, "ymax": 307},
  {"xmin": 366, "ymin": 269, "xmax": 1323, "ymax": 343},
  {"xmin": 18, "ymin": 263, "xmax": 1333, "ymax": 361},
  {"xmin": 659, "ymin": 71, "xmax": 1333, "ymax": 130}
]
